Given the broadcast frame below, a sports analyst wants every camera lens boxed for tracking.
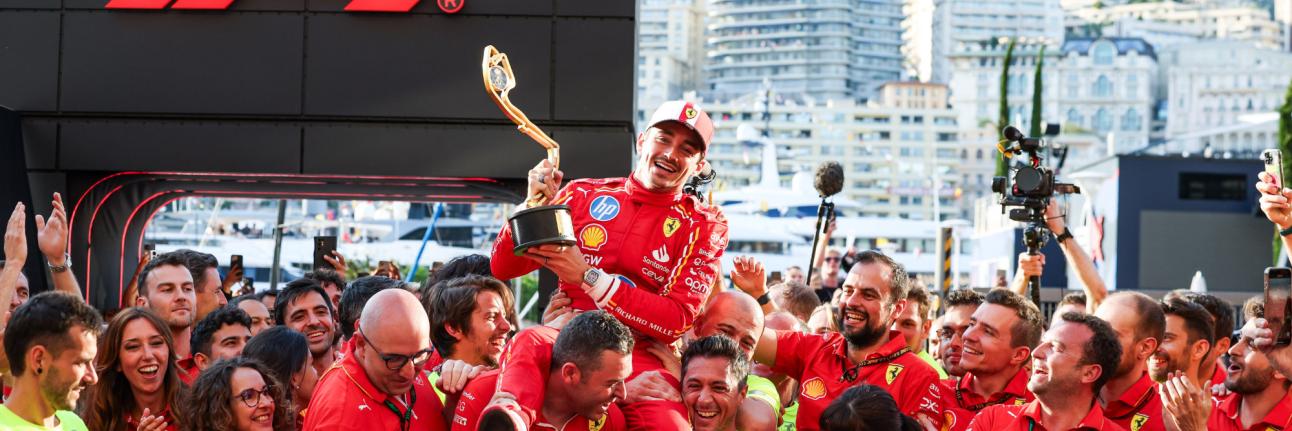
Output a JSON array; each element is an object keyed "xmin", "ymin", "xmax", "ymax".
[{"xmin": 1014, "ymin": 167, "xmax": 1044, "ymax": 195}]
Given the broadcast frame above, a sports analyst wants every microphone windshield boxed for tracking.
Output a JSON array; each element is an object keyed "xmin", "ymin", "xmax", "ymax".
[{"xmin": 814, "ymin": 161, "xmax": 844, "ymax": 198}]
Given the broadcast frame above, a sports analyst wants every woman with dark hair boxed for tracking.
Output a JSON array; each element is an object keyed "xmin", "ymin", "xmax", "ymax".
[
  {"xmin": 819, "ymin": 385, "xmax": 922, "ymax": 431},
  {"xmin": 240, "ymin": 326, "xmax": 317, "ymax": 424},
  {"xmin": 81, "ymin": 307, "xmax": 185, "ymax": 431},
  {"xmin": 181, "ymin": 357, "xmax": 291, "ymax": 431}
]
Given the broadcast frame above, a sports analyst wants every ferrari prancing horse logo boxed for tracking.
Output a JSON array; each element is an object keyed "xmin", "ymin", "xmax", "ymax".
[
  {"xmin": 885, "ymin": 364, "xmax": 904, "ymax": 384},
  {"xmin": 663, "ymin": 217, "xmax": 681, "ymax": 237}
]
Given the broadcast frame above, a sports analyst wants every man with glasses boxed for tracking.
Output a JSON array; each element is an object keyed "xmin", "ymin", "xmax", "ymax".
[{"xmin": 302, "ymin": 289, "xmax": 446, "ymax": 431}]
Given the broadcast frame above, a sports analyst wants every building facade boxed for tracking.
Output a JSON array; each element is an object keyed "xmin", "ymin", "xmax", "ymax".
[
  {"xmin": 1066, "ymin": 2, "xmax": 1284, "ymax": 50},
  {"xmin": 705, "ymin": 0, "xmax": 904, "ymax": 102},
  {"xmin": 638, "ymin": 0, "xmax": 707, "ymax": 112},
  {"xmin": 903, "ymin": 0, "xmax": 1064, "ymax": 84},
  {"xmin": 696, "ymin": 82, "xmax": 966, "ymax": 220},
  {"xmin": 1160, "ymin": 41, "xmax": 1292, "ymax": 157}
]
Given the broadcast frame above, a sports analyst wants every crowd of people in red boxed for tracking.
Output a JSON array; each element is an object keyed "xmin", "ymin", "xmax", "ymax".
[{"xmin": 1, "ymin": 101, "xmax": 1291, "ymax": 431}]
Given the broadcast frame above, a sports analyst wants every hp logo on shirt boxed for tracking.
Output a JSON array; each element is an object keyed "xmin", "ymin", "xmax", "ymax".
[{"xmin": 589, "ymin": 196, "xmax": 620, "ymax": 222}]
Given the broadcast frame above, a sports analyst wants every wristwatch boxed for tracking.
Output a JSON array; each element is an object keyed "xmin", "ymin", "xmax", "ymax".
[
  {"xmin": 1053, "ymin": 228, "xmax": 1073, "ymax": 244},
  {"xmin": 582, "ymin": 267, "xmax": 602, "ymax": 287},
  {"xmin": 48, "ymin": 253, "xmax": 71, "ymax": 273}
]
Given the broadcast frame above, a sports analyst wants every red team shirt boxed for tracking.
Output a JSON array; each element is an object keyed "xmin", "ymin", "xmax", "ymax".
[
  {"xmin": 1208, "ymin": 392, "xmax": 1292, "ymax": 431},
  {"xmin": 968, "ymin": 400, "xmax": 1126, "ymax": 431},
  {"xmin": 771, "ymin": 330, "xmax": 942, "ymax": 431},
  {"xmin": 1101, "ymin": 372, "xmax": 1164, "ymax": 431},
  {"xmin": 492, "ymin": 177, "xmax": 727, "ymax": 430},
  {"xmin": 935, "ymin": 368, "xmax": 1034, "ymax": 431},
  {"xmin": 300, "ymin": 351, "xmax": 446, "ymax": 431},
  {"xmin": 452, "ymin": 370, "xmax": 626, "ymax": 431}
]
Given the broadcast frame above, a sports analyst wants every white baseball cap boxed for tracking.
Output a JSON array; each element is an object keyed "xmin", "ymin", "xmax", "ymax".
[{"xmin": 646, "ymin": 100, "xmax": 715, "ymax": 151}]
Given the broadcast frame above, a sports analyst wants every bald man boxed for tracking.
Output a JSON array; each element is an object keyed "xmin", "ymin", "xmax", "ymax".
[
  {"xmin": 688, "ymin": 292, "xmax": 777, "ymax": 431},
  {"xmin": 302, "ymin": 289, "xmax": 447, "ymax": 431}
]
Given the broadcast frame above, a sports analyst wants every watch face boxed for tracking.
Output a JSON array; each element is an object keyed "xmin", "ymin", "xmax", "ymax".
[{"xmin": 584, "ymin": 269, "xmax": 600, "ymax": 285}]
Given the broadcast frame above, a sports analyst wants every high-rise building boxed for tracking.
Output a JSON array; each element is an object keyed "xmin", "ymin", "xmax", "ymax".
[
  {"xmin": 1277, "ymin": 0, "xmax": 1292, "ymax": 50},
  {"xmin": 705, "ymin": 0, "xmax": 904, "ymax": 103},
  {"xmin": 697, "ymin": 82, "xmax": 966, "ymax": 220},
  {"xmin": 638, "ymin": 0, "xmax": 707, "ymax": 112},
  {"xmin": 903, "ymin": 0, "xmax": 1064, "ymax": 84}
]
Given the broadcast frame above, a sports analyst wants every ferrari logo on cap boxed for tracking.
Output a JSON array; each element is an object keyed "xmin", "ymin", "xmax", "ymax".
[
  {"xmin": 885, "ymin": 364, "xmax": 904, "ymax": 385},
  {"xmin": 801, "ymin": 377, "xmax": 827, "ymax": 400},
  {"xmin": 1131, "ymin": 414, "xmax": 1149, "ymax": 431},
  {"xmin": 684, "ymin": 106, "xmax": 697, "ymax": 119},
  {"xmin": 663, "ymin": 217, "xmax": 681, "ymax": 237}
]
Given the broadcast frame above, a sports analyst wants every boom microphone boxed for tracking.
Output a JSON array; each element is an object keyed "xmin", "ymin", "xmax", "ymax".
[{"xmin": 814, "ymin": 161, "xmax": 844, "ymax": 198}]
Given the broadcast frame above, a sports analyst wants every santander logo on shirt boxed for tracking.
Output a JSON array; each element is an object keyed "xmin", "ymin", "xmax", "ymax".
[{"xmin": 651, "ymin": 245, "xmax": 670, "ymax": 263}]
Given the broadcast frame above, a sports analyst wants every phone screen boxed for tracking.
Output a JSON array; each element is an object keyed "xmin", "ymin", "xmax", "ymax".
[
  {"xmin": 230, "ymin": 254, "xmax": 243, "ymax": 275},
  {"xmin": 1265, "ymin": 267, "xmax": 1292, "ymax": 346},
  {"xmin": 313, "ymin": 236, "xmax": 337, "ymax": 271}
]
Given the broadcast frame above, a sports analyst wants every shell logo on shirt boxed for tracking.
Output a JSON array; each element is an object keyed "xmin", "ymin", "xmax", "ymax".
[
  {"xmin": 1131, "ymin": 414, "xmax": 1149, "ymax": 431},
  {"xmin": 940, "ymin": 412, "xmax": 955, "ymax": 431},
  {"xmin": 801, "ymin": 377, "xmax": 827, "ymax": 400},
  {"xmin": 580, "ymin": 224, "xmax": 608, "ymax": 251},
  {"xmin": 886, "ymin": 364, "xmax": 904, "ymax": 385},
  {"xmin": 1014, "ymin": 398, "xmax": 1026, "ymax": 406}
]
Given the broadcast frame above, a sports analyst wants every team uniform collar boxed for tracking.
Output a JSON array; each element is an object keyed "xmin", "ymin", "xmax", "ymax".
[
  {"xmin": 1216, "ymin": 391, "xmax": 1292, "ymax": 430},
  {"xmin": 1103, "ymin": 371, "xmax": 1157, "ymax": 419},
  {"xmin": 956, "ymin": 367, "xmax": 1031, "ymax": 408},
  {"xmin": 832, "ymin": 330, "xmax": 909, "ymax": 363},
  {"xmin": 1020, "ymin": 398, "xmax": 1116, "ymax": 431},
  {"xmin": 625, "ymin": 175, "xmax": 684, "ymax": 206}
]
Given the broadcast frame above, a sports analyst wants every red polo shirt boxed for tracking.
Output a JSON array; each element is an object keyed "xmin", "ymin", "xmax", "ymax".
[
  {"xmin": 771, "ymin": 330, "xmax": 941, "ymax": 431},
  {"xmin": 1209, "ymin": 392, "xmax": 1292, "ymax": 431},
  {"xmin": 1101, "ymin": 372, "xmax": 1164, "ymax": 431},
  {"xmin": 452, "ymin": 370, "xmax": 625, "ymax": 431},
  {"xmin": 937, "ymin": 367, "xmax": 1034, "ymax": 431},
  {"xmin": 300, "ymin": 351, "xmax": 446, "ymax": 431},
  {"xmin": 176, "ymin": 356, "xmax": 198, "ymax": 385},
  {"xmin": 968, "ymin": 399, "xmax": 1126, "ymax": 431}
]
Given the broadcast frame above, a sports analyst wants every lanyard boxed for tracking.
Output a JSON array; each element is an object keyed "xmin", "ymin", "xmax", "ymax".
[
  {"xmin": 954, "ymin": 385, "xmax": 1015, "ymax": 411},
  {"xmin": 382, "ymin": 388, "xmax": 417, "ymax": 431},
  {"xmin": 839, "ymin": 346, "xmax": 911, "ymax": 383}
]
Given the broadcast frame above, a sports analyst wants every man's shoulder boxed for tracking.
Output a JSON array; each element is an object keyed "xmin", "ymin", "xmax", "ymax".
[
  {"xmin": 55, "ymin": 411, "xmax": 88, "ymax": 431},
  {"xmin": 969, "ymin": 403, "xmax": 1025, "ymax": 428},
  {"xmin": 565, "ymin": 177, "xmax": 629, "ymax": 193},
  {"xmin": 677, "ymin": 195, "xmax": 727, "ymax": 225}
]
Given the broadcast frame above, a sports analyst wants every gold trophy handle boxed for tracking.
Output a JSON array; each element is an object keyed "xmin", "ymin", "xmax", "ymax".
[{"xmin": 482, "ymin": 45, "xmax": 560, "ymax": 207}]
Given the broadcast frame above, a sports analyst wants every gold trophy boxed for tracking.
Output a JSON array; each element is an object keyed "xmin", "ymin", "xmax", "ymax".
[{"xmin": 482, "ymin": 45, "xmax": 577, "ymax": 255}]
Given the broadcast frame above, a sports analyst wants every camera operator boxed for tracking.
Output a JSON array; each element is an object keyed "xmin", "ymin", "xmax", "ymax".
[{"xmin": 1007, "ymin": 200, "xmax": 1108, "ymax": 312}]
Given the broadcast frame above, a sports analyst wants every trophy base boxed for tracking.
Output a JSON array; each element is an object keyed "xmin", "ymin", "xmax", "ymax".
[{"xmin": 509, "ymin": 204, "xmax": 577, "ymax": 255}]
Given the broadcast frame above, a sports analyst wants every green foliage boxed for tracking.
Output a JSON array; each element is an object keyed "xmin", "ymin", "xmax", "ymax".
[
  {"xmin": 1276, "ymin": 77, "xmax": 1292, "ymax": 265},
  {"xmin": 1030, "ymin": 46, "xmax": 1046, "ymax": 138},
  {"xmin": 996, "ymin": 38, "xmax": 1017, "ymax": 177},
  {"xmin": 519, "ymin": 273, "xmax": 541, "ymax": 323}
]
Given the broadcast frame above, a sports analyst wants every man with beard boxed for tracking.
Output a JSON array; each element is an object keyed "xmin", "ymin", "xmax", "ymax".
[
  {"xmin": 276, "ymin": 278, "xmax": 340, "ymax": 376},
  {"xmin": 682, "ymin": 336, "xmax": 750, "ymax": 431},
  {"xmin": 752, "ymin": 250, "xmax": 941, "ymax": 431},
  {"xmin": 1181, "ymin": 293, "xmax": 1234, "ymax": 389},
  {"xmin": 0, "ymin": 292, "xmax": 101, "ymax": 430},
  {"xmin": 1209, "ymin": 319, "xmax": 1292, "ymax": 431},
  {"xmin": 935, "ymin": 290, "xmax": 1042, "ymax": 431},
  {"xmin": 136, "ymin": 251, "xmax": 200, "ymax": 383},
  {"xmin": 489, "ymin": 100, "xmax": 726, "ymax": 431},
  {"xmin": 1093, "ymin": 292, "xmax": 1167, "ymax": 431},
  {"xmin": 967, "ymin": 312, "xmax": 1123, "ymax": 431},
  {"xmin": 302, "ymin": 289, "xmax": 444, "ymax": 431},
  {"xmin": 454, "ymin": 311, "xmax": 631, "ymax": 431},
  {"xmin": 171, "ymin": 249, "xmax": 231, "ymax": 322},
  {"xmin": 428, "ymin": 275, "xmax": 514, "ymax": 368},
  {"xmin": 1150, "ymin": 298, "xmax": 1214, "ymax": 386},
  {"xmin": 937, "ymin": 289, "xmax": 984, "ymax": 379}
]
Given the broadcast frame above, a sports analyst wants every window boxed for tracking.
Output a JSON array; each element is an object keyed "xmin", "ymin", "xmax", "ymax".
[
  {"xmin": 1093, "ymin": 41, "xmax": 1115, "ymax": 65},
  {"xmin": 1093, "ymin": 108, "xmax": 1112, "ymax": 133},
  {"xmin": 1121, "ymin": 109, "xmax": 1141, "ymax": 131},
  {"xmin": 1092, "ymin": 75, "xmax": 1113, "ymax": 97},
  {"xmin": 1067, "ymin": 108, "xmax": 1083, "ymax": 127},
  {"xmin": 1179, "ymin": 173, "xmax": 1245, "ymax": 201}
]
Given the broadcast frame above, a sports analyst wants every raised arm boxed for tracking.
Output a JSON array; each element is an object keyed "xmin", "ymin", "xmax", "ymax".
[{"xmin": 35, "ymin": 193, "xmax": 81, "ymax": 300}]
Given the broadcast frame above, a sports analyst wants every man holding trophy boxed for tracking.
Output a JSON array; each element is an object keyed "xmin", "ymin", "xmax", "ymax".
[{"xmin": 487, "ymin": 99, "xmax": 728, "ymax": 430}]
